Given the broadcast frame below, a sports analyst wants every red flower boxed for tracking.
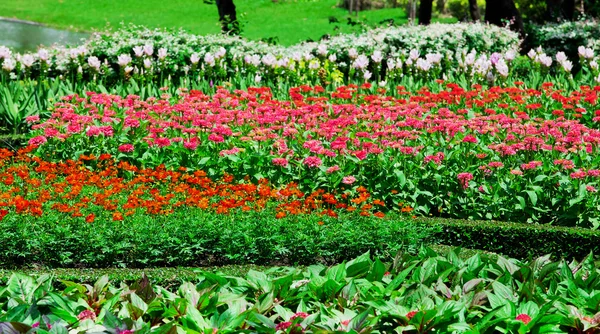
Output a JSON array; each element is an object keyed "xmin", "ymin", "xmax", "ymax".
[
  {"xmin": 516, "ymin": 313, "xmax": 531, "ymax": 324},
  {"xmin": 85, "ymin": 214, "xmax": 95, "ymax": 223},
  {"xmin": 406, "ymin": 311, "xmax": 418, "ymax": 319}
]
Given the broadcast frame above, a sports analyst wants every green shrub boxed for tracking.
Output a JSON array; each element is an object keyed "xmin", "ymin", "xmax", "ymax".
[
  {"xmin": 0, "ymin": 208, "xmax": 429, "ymax": 268},
  {"xmin": 526, "ymin": 20, "xmax": 600, "ymax": 60},
  {"xmin": 418, "ymin": 217, "xmax": 600, "ymax": 260}
]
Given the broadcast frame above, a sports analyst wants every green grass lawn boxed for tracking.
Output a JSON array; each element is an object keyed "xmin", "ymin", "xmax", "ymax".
[{"xmin": 0, "ymin": 0, "xmax": 455, "ymax": 45}]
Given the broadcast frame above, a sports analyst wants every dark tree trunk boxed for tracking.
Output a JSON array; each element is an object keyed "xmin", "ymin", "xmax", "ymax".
[
  {"xmin": 545, "ymin": 0, "xmax": 576, "ymax": 21},
  {"xmin": 563, "ymin": 0, "xmax": 576, "ymax": 19},
  {"xmin": 418, "ymin": 0, "xmax": 434, "ymax": 25},
  {"xmin": 485, "ymin": 0, "xmax": 525, "ymax": 38},
  {"xmin": 468, "ymin": 0, "xmax": 481, "ymax": 21},
  {"xmin": 216, "ymin": 0, "xmax": 239, "ymax": 35}
]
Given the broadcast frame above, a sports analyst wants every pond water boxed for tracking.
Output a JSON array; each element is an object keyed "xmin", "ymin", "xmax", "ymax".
[{"xmin": 0, "ymin": 18, "xmax": 90, "ymax": 53}]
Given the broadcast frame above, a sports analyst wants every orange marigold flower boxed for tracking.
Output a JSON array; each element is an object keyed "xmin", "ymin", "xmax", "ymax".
[
  {"xmin": 85, "ymin": 214, "xmax": 95, "ymax": 223},
  {"xmin": 275, "ymin": 211, "xmax": 286, "ymax": 219},
  {"xmin": 374, "ymin": 212, "xmax": 385, "ymax": 218},
  {"xmin": 112, "ymin": 212, "xmax": 124, "ymax": 221}
]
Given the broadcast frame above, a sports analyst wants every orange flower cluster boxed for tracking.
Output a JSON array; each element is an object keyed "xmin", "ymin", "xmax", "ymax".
[{"xmin": 0, "ymin": 147, "xmax": 391, "ymax": 222}]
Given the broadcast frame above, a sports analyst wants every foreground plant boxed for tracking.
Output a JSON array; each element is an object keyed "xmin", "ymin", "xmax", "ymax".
[{"xmin": 1, "ymin": 249, "xmax": 600, "ymax": 333}]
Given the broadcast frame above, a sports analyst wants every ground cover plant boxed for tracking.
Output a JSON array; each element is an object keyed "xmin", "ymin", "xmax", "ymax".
[
  {"xmin": 21, "ymin": 80, "xmax": 600, "ymax": 227},
  {"xmin": 1, "ymin": 249, "xmax": 600, "ymax": 333}
]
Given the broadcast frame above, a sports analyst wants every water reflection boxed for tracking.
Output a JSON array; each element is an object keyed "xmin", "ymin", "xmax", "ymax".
[{"xmin": 0, "ymin": 19, "xmax": 90, "ymax": 53}]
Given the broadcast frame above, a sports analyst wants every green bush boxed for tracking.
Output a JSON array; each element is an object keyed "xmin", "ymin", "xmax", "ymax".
[
  {"xmin": 418, "ymin": 217, "xmax": 600, "ymax": 260},
  {"xmin": 0, "ymin": 208, "xmax": 429, "ymax": 268},
  {"xmin": 526, "ymin": 20, "xmax": 600, "ymax": 60}
]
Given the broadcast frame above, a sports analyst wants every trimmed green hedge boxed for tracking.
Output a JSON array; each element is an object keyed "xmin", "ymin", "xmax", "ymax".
[
  {"xmin": 418, "ymin": 217, "xmax": 600, "ymax": 260},
  {"xmin": 0, "ymin": 209, "xmax": 428, "ymax": 268}
]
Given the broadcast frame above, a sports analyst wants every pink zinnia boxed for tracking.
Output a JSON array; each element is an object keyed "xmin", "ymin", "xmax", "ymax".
[
  {"xmin": 208, "ymin": 133, "xmax": 224, "ymax": 143},
  {"xmin": 290, "ymin": 312, "xmax": 309, "ymax": 320},
  {"xmin": 25, "ymin": 115, "xmax": 40, "ymax": 124},
  {"xmin": 462, "ymin": 135, "xmax": 478, "ymax": 143},
  {"xmin": 587, "ymin": 185, "xmax": 597, "ymax": 192},
  {"xmin": 516, "ymin": 313, "xmax": 531, "ymax": 324},
  {"xmin": 275, "ymin": 322, "xmax": 292, "ymax": 331},
  {"xmin": 272, "ymin": 158, "xmax": 288, "ymax": 167},
  {"xmin": 28, "ymin": 135, "xmax": 47, "ymax": 147},
  {"xmin": 184, "ymin": 139, "xmax": 199, "ymax": 150},
  {"xmin": 342, "ymin": 176, "xmax": 356, "ymax": 185},
  {"xmin": 155, "ymin": 137, "xmax": 171, "ymax": 147},
  {"xmin": 303, "ymin": 156, "xmax": 322, "ymax": 168},
  {"xmin": 457, "ymin": 172, "xmax": 473, "ymax": 189},
  {"xmin": 86, "ymin": 126, "xmax": 101, "ymax": 137},
  {"xmin": 326, "ymin": 165, "xmax": 340, "ymax": 173},
  {"xmin": 118, "ymin": 144, "xmax": 134, "ymax": 153}
]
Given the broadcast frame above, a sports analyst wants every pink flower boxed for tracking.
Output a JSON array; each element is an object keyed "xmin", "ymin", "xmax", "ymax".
[
  {"xmin": 462, "ymin": 135, "xmax": 478, "ymax": 143},
  {"xmin": 516, "ymin": 313, "xmax": 532, "ymax": 324},
  {"xmin": 208, "ymin": 133, "xmax": 224, "ymax": 143},
  {"xmin": 511, "ymin": 169, "xmax": 523, "ymax": 176},
  {"xmin": 25, "ymin": 115, "xmax": 40, "ymax": 124},
  {"xmin": 354, "ymin": 150, "xmax": 368, "ymax": 160},
  {"xmin": 124, "ymin": 118, "xmax": 140, "ymax": 128},
  {"xmin": 587, "ymin": 185, "xmax": 597, "ymax": 192},
  {"xmin": 571, "ymin": 170, "xmax": 587, "ymax": 179},
  {"xmin": 588, "ymin": 170, "xmax": 600, "ymax": 177},
  {"xmin": 303, "ymin": 156, "xmax": 322, "ymax": 168},
  {"xmin": 457, "ymin": 172, "xmax": 473, "ymax": 189},
  {"xmin": 86, "ymin": 126, "xmax": 101, "ymax": 137},
  {"xmin": 184, "ymin": 139, "xmax": 199, "ymax": 150},
  {"xmin": 326, "ymin": 165, "xmax": 340, "ymax": 173},
  {"xmin": 154, "ymin": 137, "xmax": 171, "ymax": 148},
  {"xmin": 117, "ymin": 330, "xmax": 133, "ymax": 334},
  {"xmin": 77, "ymin": 310, "xmax": 97, "ymax": 322},
  {"xmin": 406, "ymin": 311, "xmax": 418, "ymax": 319},
  {"xmin": 118, "ymin": 144, "xmax": 134, "ymax": 153},
  {"xmin": 342, "ymin": 176, "xmax": 356, "ymax": 185},
  {"xmin": 272, "ymin": 158, "xmax": 289, "ymax": 167},
  {"xmin": 275, "ymin": 322, "xmax": 292, "ymax": 331},
  {"xmin": 28, "ymin": 135, "xmax": 47, "ymax": 147},
  {"xmin": 290, "ymin": 312, "xmax": 309, "ymax": 320}
]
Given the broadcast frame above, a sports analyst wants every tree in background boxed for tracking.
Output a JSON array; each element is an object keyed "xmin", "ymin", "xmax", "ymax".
[
  {"xmin": 418, "ymin": 0, "xmax": 434, "ymax": 24},
  {"xmin": 204, "ymin": 0, "xmax": 240, "ymax": 35},
  {"xmin": 468, "ymin": 0, "xmax": 481, "ymax": 21},
  {"xmin": 485, "ymin": 0, "xmax": 525, "ymax": 38}
]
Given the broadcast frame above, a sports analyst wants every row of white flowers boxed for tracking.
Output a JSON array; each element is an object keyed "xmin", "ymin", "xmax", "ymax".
[{"xmin": 0, "ymin": 23, "xmax": 599, "ymax": 84}]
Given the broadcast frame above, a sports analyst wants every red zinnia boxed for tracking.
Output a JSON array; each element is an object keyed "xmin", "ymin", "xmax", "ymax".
[{"xmin": 516, "ymin": 313, "xmax": 531, "ymax": 324}]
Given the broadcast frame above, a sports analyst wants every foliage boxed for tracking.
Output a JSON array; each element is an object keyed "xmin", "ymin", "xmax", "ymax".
[
  {"xmin": 418, "ymin": 217, "xmax": 600, "ymax": 260},
  {"xmin": 526, "ymin": 20, "xmax": 600, "ymax": 62},
  {"xmin": 1, "ymin": 250, "xmax": 600, "ymax": 332}
]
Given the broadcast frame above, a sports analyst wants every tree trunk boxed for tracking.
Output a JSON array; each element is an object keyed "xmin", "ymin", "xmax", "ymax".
[
  {"xmin": 485, "ymin": 0, "xmax": 525, "ymax": 38},
  {"xmin": 545, "ymin": 0, "xmax": 576, "ymax": 21},
  {"xmin": 468, "ymin": 0, "xmax": 481, "ymax": 21},
  {"xmin": 216, "ymin": 0, "xmax": 239, "ymax": 35},
  {"xmin": 418, "ymin": 0, "xmax": 433, "ymax": 25}
]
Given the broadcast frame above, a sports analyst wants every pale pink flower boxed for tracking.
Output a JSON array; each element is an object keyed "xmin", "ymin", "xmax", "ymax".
[
  {"xmin": 342, "ymin": 176, "xmax": 356, "ymax": 185},
  {"xmin": 303, "ymin": 156, "xmax": 322, "ymax": 168}
]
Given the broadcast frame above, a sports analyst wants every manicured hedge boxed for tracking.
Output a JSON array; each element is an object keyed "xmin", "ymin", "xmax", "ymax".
[
  {"xmin": 0, "ymin": 209, "xmax": 428, "ymax": 268},
  {"xmin": 418, "ymin": 217, "xmax": 600, "ymax": 260}
]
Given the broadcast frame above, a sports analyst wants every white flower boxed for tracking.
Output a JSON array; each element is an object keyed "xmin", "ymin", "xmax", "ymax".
[
  {"xmin": 409, "ymin": 49, "xmax": 419, "ymax": 60},
  {"xmin": 363, "ymin": 70, "xmax": 372, "ymax": 80},
  {"xmin": 77, "ymin": 65, "xmax": 83, "ymax": 74},
  {"xmin": 308, "ymin": 60, "xmax": 320, "ymax": 70},
  {"xmin": 38, "ymin": 49, "xmax": 49, "ymax": 62},
  {"xmin": 596, "ymin": 73, "xmax": 600, "ymax": 83},
  {"xmin": 190, "ymin": 53, "xmax": 200, "ymax": 65},
  {"xmin": 261, "ymin": 54, "xmax": 276, "ymax": 67},
  {"xmin": 254, "ymin": 73, "xmax": 261, "ymax": 83},
  {"xmin": 425, "ymin": 53, "xmax": 442, "ymax": 64},
  {"xmin": 348, "ymin": 48, "xmax": 358, "ymax": 59},
  {"xmin": 352, "ymin": 55, "xmax": 369, "ymax": 70},
  {"xmin": 204, "ymin": 52, "xmax": 215, "ymax": 66},
  {"xmin": 87, "ymin": 56, "xmax": 101, "ymax": 71},
  {"xmin": 133, "ymin": 46, "xmax": 144, "ymax": 57},
  {"xmin": 378, "ymin": 80, "xmax": 387, "ymax": 87},
  {"xmin": 538, "ymin": 54, "xmax": 552, "ymax": 67},
  {"xmin": 416, "ymin": 58, "xmax": 432, "ymax": 71},
  {"xmin": 317, "ymin": 44, "xmax": 328, "ymax": 56},
  {"xmin": 561, "ymin": 60, "xmax": 573, "ymax": 73},
  {"xmin": 21, "ymin": 54, "xmax": 35, "ymax": 68},
  {"xmin": 292, "ymin": 52, "xmax": 302, "ymax": 62},
  {"xmin": 143, "ymin": 44, "xmax": 154, "ymax": 56},
  {"xmin": 527, "ymin": 49, "xmax": 537, "ymax": 59},
  {"xmin": 143, "ymin": 58, "xmax": 152, "ymax": 69},
  {"xmin": 0, "ymin": 46, "xmax": 11, "ymax": 59},
  {"xmin": 590, "ymin": 60, "xmax": 598, "ymax": 70},
  {"xmin": 2, "ymin": 58, "xmax": 15, "ymax": 71},
  {"xmin": 303, "ymin": 53, "xmax": 313, "ymax": 61},
  {"xmin": 215, "ymin": 47, "xmax": 226, "ymax": 59},
  {"xmin": 578, "ymin": 46, "xmax": 593, "ymax": 59},
  {"xmin": 504, "ymin": 50, "xmax": 516, "ymax": 62},
  {"xmin": 124, "ymin": 66, "xmax": 134, "ymax": 74},
  {"xmin": 465, "ymin": 52, "xmax": 476, "ymax": 66},
  {"xmin": 495, "ymin": 59, "xmax": 509, "ymax": 77},
  {"xmin": 117, "ymin": 54, "xmax": 132, "ymax": 67},
  {"xmin": 157, "ymin": 48, "xmax": 167, "ymax": 60},
  {"xmin": 328, "ymin": 53, "xmax": 337, "ymax": 62},
  {"xmin": 371, "ymin": 50, "xmax": 383, "ymax": 63},
  {"xmin": 556, "ymin": 52, "xmax": 568, "ymax": 63}
]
